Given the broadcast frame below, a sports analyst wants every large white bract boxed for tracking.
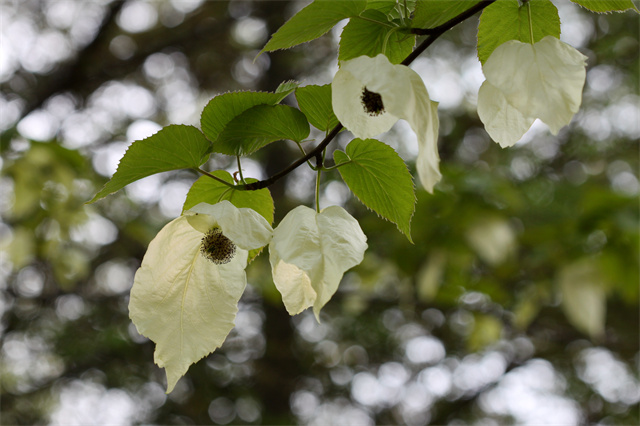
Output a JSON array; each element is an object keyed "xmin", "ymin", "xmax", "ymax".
[
  {"xmin": 477, "ymin": 36, "xmax": 587, "ymax": 147},
  {"xmin": 331, "ymin": 54, "xmax": 441, "ymax": 193},
  {"xmin": 269, "ymin": 205, "xmax": 368, "ymax": 320},
  {"xmin": 129, "ymin": 200, "xmax": 272, "ymax": 393}
]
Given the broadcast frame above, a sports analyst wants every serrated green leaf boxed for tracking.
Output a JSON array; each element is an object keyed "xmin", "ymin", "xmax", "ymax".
[
  {"xmin": 413, "ymin": 1, "xmax": 481, "ymax": 28},
  {"xmin": 339, "ymin": 10, "xmax": 415, "ymax": 64},
  {"xmin": 570, "ymin": 0, "xmax": 639, "ymax": 13},
  {"xmin": 200, "ymin": 87, "xmax": 295, "ymax": 143},
  {"xmin": 334, "ymin": 138, "xmax": 415, "ymax": 242},
  {"xmin": 183, "ymin": 171, "xmax": 274, "ymax": 225},
  {"xmin": 276, "ymin": 80, "xmax": 300, "ymax": 93},
  {"xmin": 295, "ymin": 84, "xmax": 339, "ymax": 132},
  {"xmin": 262, "ymin": 0, "xmax": 367, "ymax": 52},
  {"xmin": 477, "ymin": 0, "xmax": 560, "ymax": 65},
  {"xmin": 213, "ymin": 105, "xmax": 310, "ymax": 156},
  {"xmin": 183, "ymin": 171, "xmax": 274, "ymax": 262},
  {"xmin": 89, "ymin": 125, "xmax": 211, "ymax": 203}
]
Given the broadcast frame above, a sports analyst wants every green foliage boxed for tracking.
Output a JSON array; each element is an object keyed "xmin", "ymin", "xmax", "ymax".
[
  {"xmin": 183, "ymin": 171, "xmax": 274, "ymax": 225},
  {"xmin": 477, "ymin": 0, "xmax": 561, "ymax": 64},
  {"xmin": 89, "ymin": 125, "xmax": 211, "ymax": 203},
  {"xmin": 213, "ymin": 105, "xmax": 310, "ymax": 156},
  {"xmin": 275, "ymin": 80, "xmax": 300, "ymax": 93},
  {"xmin": 413, "ymin": 1, "xmax": 481, "ymax": 28},
  {"xmin": 334, "ymin": 138, "xmax": 415, "ymax": 242},
  {"xmin": 261, "ymin": 0, "xmax": 367, "ymax": 52},
  {"xmin": 295, "ymin": 84, "xmax": 339, "ymax": 132},
  {"xmin": 570, "ymin": 0, "xmax": 639, "ymax": 13},
  {"xmin": 200, "ymin": 88, "xmax": 295, "ymax": 143},
  {"xmin": 365, "ymin": 0, "xmax": 398, "ymax": 13},
  {"xmin": 339, "ymin": 10, "xmax": 415, "ymax": 64}
]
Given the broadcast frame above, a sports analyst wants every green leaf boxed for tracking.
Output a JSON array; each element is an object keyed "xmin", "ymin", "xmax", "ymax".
[
  {"xmin": 275, "ymin": 80, "xmax": 300, "ymax": 93},
  {"xmin": 213, "ymin": 105, "xmax": 310, "ymax": 156},
  {"xmin": 295, "ymin": 84, "xmax": 339, "ymax": 132},
  {"xmin": 570, "ymin": 0, "xmax": 639, "ymax": 13},
  {"xmin": 89, "ymin": 125, "xmax": 211, "ymax": 203},
  {"xmin": 184, "ymin": 171, "xmax": 274, "ymax": 263},
  {"xmin": 339, "ymin": 10, "xmax": 415, "ymax": 64},
  {"xmin": 334, "ymin": 138, "xmax": 415, "ymax": 242},
  {"xmin": 477, "ymin": 0, "xmax": 560, "ymax": 65},
  {"xmin": 200, "ymin": 87, "xmax": 295, "ymax": 143},
  {"xmin": 413, "ymin": 1, "xmax": 481, "ymax": 28},
  {"xmin": 262, "ymin": 0, "xmax": 367, "ymax": 52},
  {"xmin": 183, "ymin": 171, "xmax": 274, "ymax": 226},
  {"xmin": 365, "ymin": 0, "xmax": 397, "ymax": 13}
]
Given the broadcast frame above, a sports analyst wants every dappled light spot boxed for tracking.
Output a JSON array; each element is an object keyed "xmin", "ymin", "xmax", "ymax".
[
  {"xmin": 405, "ymin": 336, "xmax": 446, "ymax": 365},
  {"xmin": 117, "ymin": 1, "xmax": 158, "ymax": 34}
]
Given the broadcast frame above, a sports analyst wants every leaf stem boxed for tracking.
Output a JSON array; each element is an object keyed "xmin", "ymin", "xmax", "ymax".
[
  {"xmin": 295, "ymin": 141, "xmax": 319, "ymax": 170},
  {"xmin": 236, "ymin": 156, "xmax": 246, "ymax": 184},
  {"xmin": 195, "ymin": 167, "xmax": 235, "ymax": 188}
]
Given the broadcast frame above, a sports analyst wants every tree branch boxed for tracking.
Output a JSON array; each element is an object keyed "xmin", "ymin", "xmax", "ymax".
[{"xmin": 234, "ymin": 0, "xmax": 497, "ymax": 191}]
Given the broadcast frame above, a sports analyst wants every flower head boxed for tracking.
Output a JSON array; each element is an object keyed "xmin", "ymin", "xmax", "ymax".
[
  {"xmin": 129, "ymin": 200, "xmax": 272, "ymax": 393},
  {"xmin": 269, "ymin": 205, "xmax": 367, "ymax": 321},
  {"xmin": 477, "ymin": 36, "xmax": 587, "ymax": 147},
  {"xmin": 332, "ymin": 54, "xmax": 441, "ymax": 192}
]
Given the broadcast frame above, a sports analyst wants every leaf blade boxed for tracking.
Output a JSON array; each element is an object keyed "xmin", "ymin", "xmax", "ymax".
[
  {"xmin": 338, "ymin": 10, "xmax": 415, "ymax": 64},
  {"xmin": 334, "ymin": 138, "xmax": 415, "ymax": 242},
  {"xmin": 295, "ymin": 84, "xmax": 339, "ymax": 132},
  {"xmin": 89, "ymin": 125, "xmax": 211, "ymax": 203},
  {"xmin": 570, "ymin": 0, "xmax": 639, "ymax": 13},
  {"xmin": 200, "ymin": 88, "xmax": 296, "ymax": 143},
  {"xmin": 262, "ymin": 0, "xmax": 367, "ymax": 52},
  {"xmin": 213, "ymin": 104, "xmax": 310, "ymax": 156},
  {"xmin": 413, "ymin": 0, "xmax": 481, "ymax": 28}
]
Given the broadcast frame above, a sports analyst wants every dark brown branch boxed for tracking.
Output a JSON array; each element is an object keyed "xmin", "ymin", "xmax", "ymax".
[
  {"xmin": 233, "ymin": 0, "xmax": 497, "ymax": 191},
  {"xmin": 403, "ymin": 0, "xmax": 496, "ymax": 65}
]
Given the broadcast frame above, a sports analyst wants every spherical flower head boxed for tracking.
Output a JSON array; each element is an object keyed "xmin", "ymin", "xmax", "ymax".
[
  {"xmin": 200, "ymin": 227, "xmax": 236, "ymax": 264},
  {"xmin": 477, "ymin": 36, "xmax": 587, "ymax": 147},
  {"xmin": 332, "ymin": 54, "xmax": 441, "ymax": 192},
  {"xmin": 129, "ymin": 200, "xmax": 272, "ymax": 393}
]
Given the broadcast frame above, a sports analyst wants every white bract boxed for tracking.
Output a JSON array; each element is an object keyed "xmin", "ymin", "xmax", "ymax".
[
  {"xmin": 269, "ymin": 205, "xmax": 367, "ymax": 320},
  {"xmin": 477, "ymin": 36, "xmax": 588, "ymax": 147},
  {"xmin": 129, "ymin": 200, "xmax": 272, "ymax": 393},
  {"xmin": 332, "ymin": 54, "xmax": 441, "ymax": 193}
]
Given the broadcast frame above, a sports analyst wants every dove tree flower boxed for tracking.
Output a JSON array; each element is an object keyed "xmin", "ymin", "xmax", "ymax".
[
  {"xmin": 269, "ymin": 205, "xmax": 368, "ymax": 320},
  {"xmin": 129, "ymin": 200, "xmax": 272, "ymax": 393},
  {"xmin": 331, "ymin": 54, "xmax": 441, "ymax": 193},
  {"xmin": 477, "ymin": 35, "xmax": 588, "ymax": 147}
]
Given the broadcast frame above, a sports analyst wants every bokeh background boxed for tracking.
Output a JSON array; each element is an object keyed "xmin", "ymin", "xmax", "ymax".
[{"xmin": 1, "ymin": 1, "xmax": 638, "ymax": 424}]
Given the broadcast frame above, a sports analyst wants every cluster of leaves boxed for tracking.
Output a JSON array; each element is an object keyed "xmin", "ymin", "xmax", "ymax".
[{"xmin": 86, "ymin": 0, "xmax": 638, "ymax": 393}]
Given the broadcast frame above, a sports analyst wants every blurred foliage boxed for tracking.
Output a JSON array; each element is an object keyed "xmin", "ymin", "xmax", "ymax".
[{"xmin": 0, "ymin": 1, "xmax": 638, "ymax": 425}]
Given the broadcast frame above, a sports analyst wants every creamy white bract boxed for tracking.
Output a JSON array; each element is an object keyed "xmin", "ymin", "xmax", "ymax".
[
  {"xmin": 332, "ymin": 54, "xmax": 441, "ymax": 193},
  {"xmin": 477, "ymin": 36, "xmax": 587, "ymax": 147},
  {"xmin": 269, "ymin": 205, "xmax": 368, "ymax": 320},
  {"xmin": 129, "ymin": 200, "xmax": 272, "ymax": 393}
]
